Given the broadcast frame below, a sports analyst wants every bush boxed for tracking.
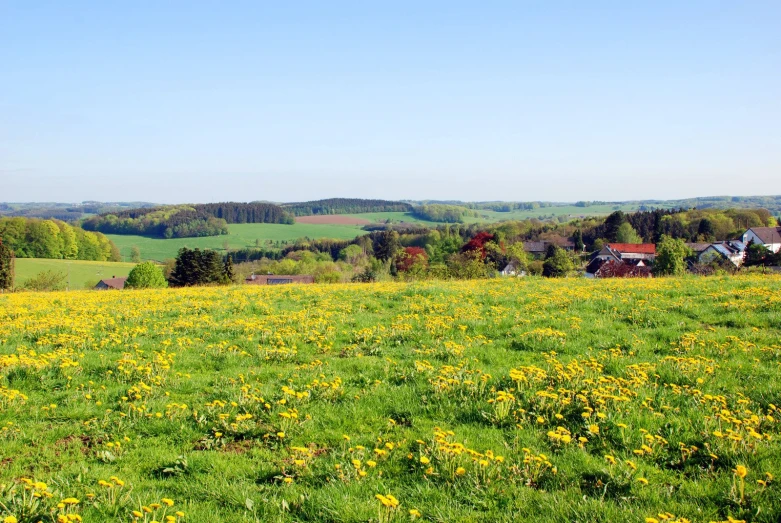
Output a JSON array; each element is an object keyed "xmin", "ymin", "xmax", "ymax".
[
  {"xmin": 126, "ymin": 262, "xmax": 168, "ymax": 289},
  {"xmin": 22, "ymin": 270, "xmax": 67, "ymax": 291}
]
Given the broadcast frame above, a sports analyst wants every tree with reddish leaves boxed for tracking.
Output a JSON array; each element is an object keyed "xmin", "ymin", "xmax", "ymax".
[
  {"xmin": 461, "ymin": 232, "xmax": 495, "ymax": 259},
  {"xmin": 395, "ymin": 247, "xmax": 428, "ymax": 273},
  {"xmin": 596, "ymin": 260, "xmax": 651, "ymax": 278}
]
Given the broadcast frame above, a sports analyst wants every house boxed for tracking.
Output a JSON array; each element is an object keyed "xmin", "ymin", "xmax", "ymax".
[
  {"xmin": 585, "ymin": 258, "xmax": 651, "ymax": 278},
  {"xmin": 500, "ymin": 262, "xmax": 526, "ymax": 277},
  {"xmin": 95, "ymin": 276, "xmax": 127, "ymax": 290},
  {"xmin": 742, "ymin": 227, "xmax": 781, "ymax": 253},
  {"xmin": 586, "ymin": 243, "xmax": 655, "ymax": 277},
  {"xmin": 523, "ymin": 239, "xmax": 575, "ymax": 257},
  {"xmin": 245, "ymin": 274, "xmax": 315, "ymax": 285},
  {"xmin": 698, "ymin": 240, "xmax": 746, "ymax": 267}
]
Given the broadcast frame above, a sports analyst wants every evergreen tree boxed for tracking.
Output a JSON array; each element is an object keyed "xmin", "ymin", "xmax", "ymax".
[
  {"xmin": 0, "ymin": 239, "xmax": 15, "ymax": 291},
  {"xmin": 223, "ymin": 255, "xmax": 235, "ymax": 283},
  {"xmin": 169, "ymin": 247, "xmax": 229, "ymax": 287},
  {"xmin": 573, "ymin": 229, "xmax": 584, "ymax": 252},
  {"xmin": 603, "ymin": 211, "xmax": 626, "ymax": 242}
]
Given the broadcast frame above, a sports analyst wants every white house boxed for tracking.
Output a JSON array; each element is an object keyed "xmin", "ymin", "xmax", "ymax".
[
  {"xmin": 742, "ymin": 227, "xmax": 781, "ymax": 253},
  {"xmin": 698, "ymin": 241, "xmax": 746, "ymax": 267}
]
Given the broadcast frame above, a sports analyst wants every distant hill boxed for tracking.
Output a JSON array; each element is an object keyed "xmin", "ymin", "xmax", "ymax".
[
  {"xmin": 404, "ymin": 196, "xmax": 781, "ymax": 215},
  {"xmin": 0, "ymin": 201, "xmax": 157, "ymax": 222}
]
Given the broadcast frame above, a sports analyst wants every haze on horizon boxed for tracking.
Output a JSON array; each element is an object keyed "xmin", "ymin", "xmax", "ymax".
[{"xmin": 1, "ymin": 1, "xmax": 779, "ymax": 204}]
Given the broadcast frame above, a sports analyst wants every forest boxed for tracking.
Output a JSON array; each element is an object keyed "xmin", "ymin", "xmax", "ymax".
[
  {"xmin": 411, "ymin": 204, "xmax": 478, "ymax": 223},
  {"xmin": 0, "ymin": 217, "xmax": 120, "ymax": 261},
  {"xmin": 81, "ymin": 202, "xmax": 293, "ymax": 238},
  {"xmin": 282, "ymin": 198, "xmax": 413, "ymax": 216}
]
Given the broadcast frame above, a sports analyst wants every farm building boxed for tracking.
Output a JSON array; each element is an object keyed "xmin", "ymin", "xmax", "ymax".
[
  {"xmin": 245, "ymin": 274, "xmax": 315, "ymax": 285},
  {"xmin": 742, "ymin": 227, "xmax": 781, "ymax": 253},
  {"xmin": 94, "ymin": 276, "xmax": 127, "ymax": 290}
]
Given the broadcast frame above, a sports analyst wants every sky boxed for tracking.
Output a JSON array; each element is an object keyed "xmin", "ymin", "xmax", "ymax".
[{"xmin": 1, "ymin": 1, "xmax": 779, "ymax": 204}]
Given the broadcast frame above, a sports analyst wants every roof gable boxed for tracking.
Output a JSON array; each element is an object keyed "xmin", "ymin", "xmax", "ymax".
[{"xmin": 747, "ymin": 227, "xmax": 781, "ymax": 244}]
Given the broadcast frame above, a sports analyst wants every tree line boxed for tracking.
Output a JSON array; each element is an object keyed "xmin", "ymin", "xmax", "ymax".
[
  {"xmin": 282, "ymin": 198, "xmax": 413, "ymax": 216},
  {"xmin": 0, "ymin": 217, "xmax": 120, "ymax": 261}
]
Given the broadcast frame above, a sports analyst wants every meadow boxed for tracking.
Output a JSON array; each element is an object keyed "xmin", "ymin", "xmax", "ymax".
[
  {"xmin": 0, "ymin": 276, "xmax": 780, "ymax": 522},
  {"xmin": 13, "ymin": 258, "xmax": 137, "ymax": 289},
  {"xmin": 106, "ymin": 223, "xmax": 366, "ymax": 262}
]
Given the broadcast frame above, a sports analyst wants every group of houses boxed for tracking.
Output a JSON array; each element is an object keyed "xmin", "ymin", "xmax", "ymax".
[
  {"xmin": 581, "ymin": 226, "xmax": 780, "ymax": 278},
  {"xmin": 497, "ymin": 226, "xmax": 781, "ymax": 279}
]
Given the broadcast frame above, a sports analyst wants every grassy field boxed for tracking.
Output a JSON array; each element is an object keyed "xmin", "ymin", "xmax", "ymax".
[
  {"xmin": 107, "ymin": 223, "xmax": 366, "ymax": 261},
  {"xmin": 13, "ymin": 258, "xmax": 137, "ymax": 289},
  {"xmin": 1, "ymin": 276, "xmax": 780, "ymax": 522}
]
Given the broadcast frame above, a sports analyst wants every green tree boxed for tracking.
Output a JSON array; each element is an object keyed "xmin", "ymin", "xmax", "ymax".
[
  {"xmin": 506, "ymin": 242, "xmax": 529, "ymax": 272},
  {"xmin": 131, "ymin": 246, "xmax": 142, "ymax": 263},
  {"xmin": 126, "ymin": 262, "xmax": 168, "ymax": 289},
  {"xmin": 542, "ymin": 245, "xmax": 574, "ymax": 277},
  {"xmin": 573, "ymin": 229, "xmax": 584, "ymax": 252},
  {"xmin": 653, "ymin": 235, "xmax": 691, "ymax": 276},
  {"xmin": 223, "ymin": 255, "xmax": 235, "ymax": 283},
  {"xmin": 616, "ymin": 222, "xmax": 643, "ymax": 244},
  {"xmin": 0, "ymin": 239, "xmax": 14, "ymax": 291},
  {"xmin": 373, "ymin": 230, "xmax": 401, "ymax": 262},
  {"xmin": 339, "ymin": 244, "xmax": 364, "ymax": 264},
  {"xmin": 603, "ymin": 211, "xmax": 626, "ymax": 242}
]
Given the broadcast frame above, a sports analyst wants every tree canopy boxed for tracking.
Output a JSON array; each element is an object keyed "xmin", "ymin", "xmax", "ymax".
[{"xmin": 126, "ymin": 262, "xmax": 168, "ymax": 289}]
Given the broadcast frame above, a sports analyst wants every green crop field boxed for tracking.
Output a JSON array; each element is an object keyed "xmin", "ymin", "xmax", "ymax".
[
  {"xmin": 13, "ymin": 258, "xmax": 137, "ymax": 289},
  {"xmin": 107, "ymin": 223, "xmax": 366, "ymax": 262},
  {"xmin": 1, "ymin": 275, "xmax": 780, "ymax": 522}
]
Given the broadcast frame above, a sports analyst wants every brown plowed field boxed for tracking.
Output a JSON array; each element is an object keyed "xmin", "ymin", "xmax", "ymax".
[{"xmin": 295, "ymin": 215, "xmax": 372, "ymax": 225}]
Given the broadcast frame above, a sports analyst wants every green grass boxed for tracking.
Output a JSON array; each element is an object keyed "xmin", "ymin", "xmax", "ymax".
[
  {"xmin": 1, "ymin": 275, "xmax": 780, "ymax": 522},
  {"xmin": 13, "ymin": 258, "xmax": 137, "ymax": 289},
  {"xmin": 344, "ymin": 211, "xmax": 441, "ymax": 225},
  {"xmin": 107, "ymin": 223, "xmax": 366, "ymax": 261}
]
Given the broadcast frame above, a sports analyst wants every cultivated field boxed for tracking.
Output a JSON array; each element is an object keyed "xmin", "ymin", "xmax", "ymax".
[
  {"xmin": 13, "ymin": 258, "xmax": 137, "ymax": 289},
  {"xmin": 107, "ymin": 223, "xmax": 366, "ymax": 262},
  {"xmin": 0, "ymin": 276, "xmax": 780, "ymax": 522}
]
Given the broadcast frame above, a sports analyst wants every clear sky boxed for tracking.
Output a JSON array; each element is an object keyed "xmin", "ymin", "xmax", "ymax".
[{"xmin": 1, "ymin": 1, "xmax": 779, "ymax": 203}]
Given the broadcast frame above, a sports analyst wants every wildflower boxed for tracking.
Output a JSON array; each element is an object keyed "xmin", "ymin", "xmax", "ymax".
[
  {"xmin": 637, "ymin": 477, "xmax": 649, "ymax": 485},
  {"xmin": 734, "ymin": 465, "xmax": 747, "ymax": 478},
  {"xmin": 4, "ymin": 517, "xmax": 18, "ymax": 523},
  {"xmin": 410, "ymin": 508, "xmax": 422, "ymax": 517},
  {"xmin": 456, "ymin": 467, "xmax": 466, "ymax": 476},
  {"xmin": 161, "ymin": 498, "xmax": 174, "ymax": 507},
  {"xmin": 420, "ymin": 456, "xmax": 430, "ymax": 465}
]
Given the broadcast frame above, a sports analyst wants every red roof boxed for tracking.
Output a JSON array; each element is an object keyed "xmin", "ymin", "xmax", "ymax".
[{"xmin": 608, "ymin": 243, "xmax": 656, "ymax": 254}]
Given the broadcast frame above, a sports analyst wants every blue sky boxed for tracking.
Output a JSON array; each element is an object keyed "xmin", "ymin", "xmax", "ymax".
[{"xmin": 1, "ymin": 1, "xmax": 779, "ymax": 203}]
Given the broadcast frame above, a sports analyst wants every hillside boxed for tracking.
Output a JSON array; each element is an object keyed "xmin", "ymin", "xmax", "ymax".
[
  {"xmin": 107, "ymin": 222, "xmax": 366, "ymax": 261},
  {"xmin": 13, "ymin": 258, "xmax": 137, "ymax": 289},
  {"xmin": 0, "ymin": 276, "xmax": 779, "ymax": 521}
]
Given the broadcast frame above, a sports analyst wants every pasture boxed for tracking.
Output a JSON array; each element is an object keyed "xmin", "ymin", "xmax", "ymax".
[
  {"xmin": 13, "ymin": 258, "xmax": 137, "ymax": 289},
  {"xmin": 1, "ymin": 276, "xmax": 780, "ymax": 522},
  {"xmin": 107, "ymin": 223, "xmax": 366, "ymax": 262}
]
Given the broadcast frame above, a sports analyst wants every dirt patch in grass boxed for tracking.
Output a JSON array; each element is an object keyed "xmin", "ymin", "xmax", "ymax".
[{"xmin": 295, "ymin": 215, "xmax": 371, "ymax": 225}]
